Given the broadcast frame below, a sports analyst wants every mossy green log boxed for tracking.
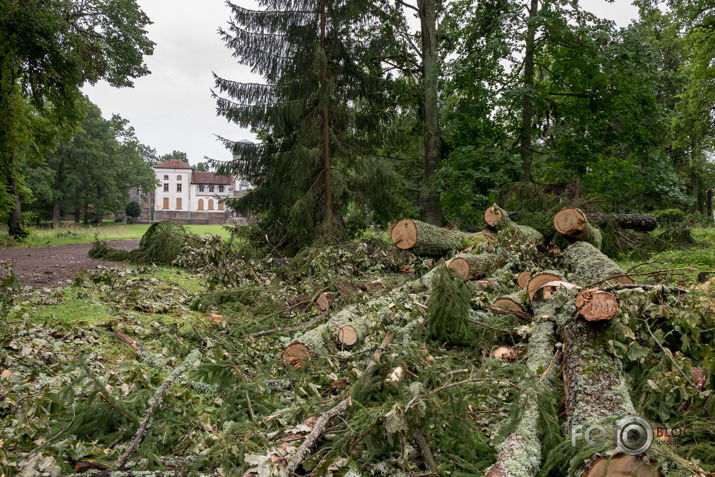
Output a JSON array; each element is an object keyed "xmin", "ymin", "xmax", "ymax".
[
  {"xmin": 391, "ymin": 218, "xmax": 489, "ymax": 257},
  {"xmin": 447, "ymin": 250, "xmax": 508, "ymax": 279},
  {"xmin": 563, "ymin": 242, "xmax": 633, "ymax": 286},
  {"xmin": 485, "ymin": 309, "xmax": 559, "ymax": 476}
]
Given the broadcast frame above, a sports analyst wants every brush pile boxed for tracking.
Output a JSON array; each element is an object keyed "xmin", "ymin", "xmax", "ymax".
[{"xmin": 1, "ymin": 207, "xmax": 713, "ymax": 477}]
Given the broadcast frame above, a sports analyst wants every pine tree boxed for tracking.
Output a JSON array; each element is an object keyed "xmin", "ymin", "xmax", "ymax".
[{"xmin": 213, "ymin": 0, "xmax": 401, "ymax": 252}]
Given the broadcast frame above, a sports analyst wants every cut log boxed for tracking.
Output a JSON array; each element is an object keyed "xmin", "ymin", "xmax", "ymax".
[
  {"xmin": 526, "ymin": 271, "xmax": 563, "ymax": 302},
  {"xmin": 316, "ymin": 292, "xmax": 332, "ymax": 311},
  {"xmin": 447, "ymin": 251, "xmax": 508, "ymax": 279},
  {"xmin": 553, "ymin": 208, "xmax": 603, "ymax": 250},
  {"xmin": 484, "ymin": 312, "xmax": 558, "ymax": 477},
  {"xmin": 507, "ymin": 211, "xmax": 657, "ymax": 232},
  {"xmin": 336, "ymin": 325, "xmax": 358, "ymax": 349},
  {"xmin": 493, "ymin": 298, "xmax": 524, "ymax": 314},
  {"xmin": 575, "ymin": 289, "xmax": 620, "ymax": 322},
  {"xmin": 391, "ymin": 218, "xmax": 489, "ymax": 256},
  {"xmin": 586, "ymin": 213, "xmax": 657, "ymax": 232},
  {"xmin": 493, "ymin": 291, "xmax": 528, "ymax": 314},
  {"xmin": 516, "ymin": 271, "xmax": 531, "ymax": 289},
  {"xmin": 281, "ymin": 342, "xmax": 311, "ymax": 371},
  {"xmin": 484, "ymin": 204, "xmax": 511, "ymax": 229},
  {"xmin": 563, "ymin": 241, "xmax": 634, "ymax": 286},
  {"xmin": 490, "ymin": 346, "xmax": 518, "ymax": 361}
]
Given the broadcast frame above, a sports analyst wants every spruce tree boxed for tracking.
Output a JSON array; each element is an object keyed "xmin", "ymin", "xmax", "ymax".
[{"xmin": 213, "ymin": 0, "xmax": 400, "ymax": 252}]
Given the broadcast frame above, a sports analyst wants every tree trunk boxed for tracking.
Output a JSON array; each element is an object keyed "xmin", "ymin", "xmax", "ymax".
[
  {"xmin": 391, "ymin": 218, "xmax": 490, "ymax": 256},
  {"xmin": 485, "ymin": 316, "xmax": 558, "ymax": 476},
  {"xmin": 320, "ymin": 0, "xmax": 331, "ymax": 217},
  {"xmin": 53, "ymin": 199, "xmax": 62, "ymax": 228},
  {"xmin": 74, "ymin": 208, "xmax": 80, "ymax": 224},
  {"xmin": 417, "ymin": 0, "xmax": 442, "ymax": 226},
  {"xmin": 585, "ymin": 213, "xmax": 657, "ymax": 232},
  {"xmin": 563, "ymin": 241, "xmax": 634, "ymax": 286},
  {"xmin": 52, "ymin": 153, "xmax": 65, "ymax": 229},
  {"xmin": 553, "ymin": 208, "xmax": 603, "ymax": 250},
  {"xmin": 447, "ymin": 250, "xmax": 507, "ymax": 279},
  {"xmin": 507, "ymin": 211, "xmax": 658, "ymax": 232},
  {"xmin": 7, "ymin": 154, "xmax": 24, "ymax": 238},
  {"xmin": 519, "ymin": 0, "xmax": 539, "ymax": 183}
]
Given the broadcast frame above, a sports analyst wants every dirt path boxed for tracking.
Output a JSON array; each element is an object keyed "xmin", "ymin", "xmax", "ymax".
[{"xmin": 0, "ymin": 239, "xmax": 141, "ymax": 287}]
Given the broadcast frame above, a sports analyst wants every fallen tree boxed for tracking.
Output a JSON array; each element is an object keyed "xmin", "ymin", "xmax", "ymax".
[{"xmin": 391, "ymin": 218, "xmax": 491, "ymax": 256}]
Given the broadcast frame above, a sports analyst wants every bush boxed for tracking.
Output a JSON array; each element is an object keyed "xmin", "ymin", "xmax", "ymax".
[{"xmin": 125, "ymin": 201, "xmax": 142, "ymax": 220}]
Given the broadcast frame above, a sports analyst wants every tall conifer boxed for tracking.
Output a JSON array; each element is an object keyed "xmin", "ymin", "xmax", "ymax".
[{"xmin": 213, "ymin": 0, "xmax": 400, "ymax": 251}]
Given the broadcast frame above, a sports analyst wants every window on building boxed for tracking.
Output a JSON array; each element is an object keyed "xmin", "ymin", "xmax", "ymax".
[
  {"xmin": 176, "ymin": 198, "xmax": 182, "ymax": 209},
  {"xmin": 199, "ymin": 185, "xmax": 205, "ymax": 192},
  {"xmin": 177, "ymin": 175, "xmax": 182, "ymax": 181},
  {"xmin": 208, "ymin": 199, "xmax": 214, "ymax": 210},
  {"xmin": 163, "ymin": 198, "xmax": 169, "ymax": 209},
  {"xmin": 218, "ymin": 201, "xmax": 224, "ymax": 211},
  {"xmin": 218, "ymin": 185, "xmax": 224, "ymax": 193},
  {"xmin": 163, "ymin": 183, "xmax": 169, "ymax": 192},
  {"xmin": 198, "ymin": 199, "xmax": 204, "ymax": 210},
  {"xmin": 163, "ymin": 175, "xmax": 169, "ymax": 180},
  {"xmin": 209, "ymin": 185, "xmax": 215, "ymax": 193},
  {"xmin": 177, "ymin": 183, "xmax": 182, "ymax": 192}
]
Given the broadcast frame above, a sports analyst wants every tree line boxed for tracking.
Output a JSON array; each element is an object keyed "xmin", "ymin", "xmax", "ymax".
[
  {"xmin": 2, "ymin": 0, "xmax": 713, "ymax": 244},
  {"xmin": 212, "ymin": 0, "xmax": 715, "ymax": 252}
]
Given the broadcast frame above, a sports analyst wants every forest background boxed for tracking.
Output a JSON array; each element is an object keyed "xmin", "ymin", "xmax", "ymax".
[{"xmin": 1, "ymin": 0, "xmax": 714, "ymax": 249}]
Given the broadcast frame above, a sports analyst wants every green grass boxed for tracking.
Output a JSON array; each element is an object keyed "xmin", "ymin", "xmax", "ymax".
[
  {"xmin": 615, "ymin": 227, "xmax": 715, "ymax": 284},
  {"xmin": 0, "ymin": 222, "xmax": 230, "ymax": 248}
]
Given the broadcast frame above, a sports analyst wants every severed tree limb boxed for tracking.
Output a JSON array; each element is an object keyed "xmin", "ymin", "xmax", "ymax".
[
  {"xmin": 250, "ymin": 313, "xmax": 326, "ymax": 338},
  {"xmin": 285, "ymin": 396, "xmax": 352, "ymax": 474},
  {"xmin": 412, "ymin": 428, "xmax": 440, "ymax": 474},
  {"xmin": 362, "ymin": 331, "xmax": 396, "ymax": 382},
  {"xmin": 117, "ymin": 350, "xmax": 201, "ymax": 468}
]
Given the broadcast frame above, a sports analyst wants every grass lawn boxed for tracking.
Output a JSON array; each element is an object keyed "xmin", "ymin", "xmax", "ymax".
[{"xmin": 0, "ymin": 222, "xmax": 230, "ymax": 248}]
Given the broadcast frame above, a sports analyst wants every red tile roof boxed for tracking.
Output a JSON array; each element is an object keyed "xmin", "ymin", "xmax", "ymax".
[
  {"xmin": 155, "ymin": 159, "xmax": 192, "ymax": 170},
  {"xmin": 191, "ymin": 172, "xmax": 233, "ymax": 185}
]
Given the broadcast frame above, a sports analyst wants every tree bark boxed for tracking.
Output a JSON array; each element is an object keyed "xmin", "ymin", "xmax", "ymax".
[
  {"xmin": 447, "ymin": 250, "xmax": 508, "ymax": 279},
  {"xmin": 391, "ymin": 218, "xmax": 490, "ymax": 256},
  {"xmin": 484, "ymin": 316, "xmax": 558, "ymax": 476},
  {"xmin": 563, "ymin": 242, "xmax": 634, "ymax": 286},
  {"xmin": 519, "ymin": 0, "xmax": 539, "ymax": 183},
  {"xmin": 417, "ymin": 0, "xmax": 442, "ymax": 225},
  {"xmin": 320, "ymin": 0, "xmax": 331, "ymax": 217},
  {"xmin": 7, "ymin": 154, "xmax": 25, "ymax": 238}
]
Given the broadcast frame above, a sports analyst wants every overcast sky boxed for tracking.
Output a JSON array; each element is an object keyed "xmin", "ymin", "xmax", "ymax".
[{"xmin": 83, "ymin": 0, "xmax": 640, "ymax": 168}]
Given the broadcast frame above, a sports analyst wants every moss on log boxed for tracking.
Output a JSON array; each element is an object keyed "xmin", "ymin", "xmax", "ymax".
[
  {"xmin": 553, "ymin": 208, "xmax": 603, "ymax": 250},
  {"xmin": 485, "ymin": 312, "xmax": 559, "ymax": 476},
  {"xmin": 563, "ymin": 242, "xmax": 634, "ymax": 286},
  {"xmin": 587, "ymin": 213, "xmax": 657, "ymax": 232},
  {"xmin": 391, "ymin": 218, "xmax": 489, "ymax": 256}
]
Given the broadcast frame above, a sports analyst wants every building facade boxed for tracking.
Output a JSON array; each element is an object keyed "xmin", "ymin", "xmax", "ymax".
[{"xmin": 136, "ymin": 159, "xmax": 251, "ymax": 224}]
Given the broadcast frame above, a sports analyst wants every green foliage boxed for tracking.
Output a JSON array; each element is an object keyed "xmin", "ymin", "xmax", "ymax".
[
  {"xmin": 125, "ymin": 201, "xmax": 142, "ymax": 219},
  {"xmin": 427, "ymin": 264, "xmax": 472, "ymax": 345},
  {"xmin": 213, "ymin": 0, "xmax": 402, "ymax": 252},
  {"xmin": 0, "ymin": 0, "xmax": 154, "ymax": 236}
]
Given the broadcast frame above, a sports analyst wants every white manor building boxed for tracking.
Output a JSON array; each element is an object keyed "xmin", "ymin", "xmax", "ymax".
[{"xmin": 136, "ymin": 159, "xmax": 252, "ymax": 224}]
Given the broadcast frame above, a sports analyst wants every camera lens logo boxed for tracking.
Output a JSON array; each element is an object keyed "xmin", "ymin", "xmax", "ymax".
[{"xmin": 615, "ymin": 415, "xmax": 653, "ymax": 455}]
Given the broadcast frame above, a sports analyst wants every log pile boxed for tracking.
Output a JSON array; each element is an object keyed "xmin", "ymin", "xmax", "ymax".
[{"xmin": 91, "ymin": 205, "xmax": 707, "ymax": 477}]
